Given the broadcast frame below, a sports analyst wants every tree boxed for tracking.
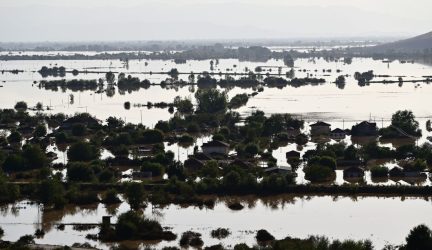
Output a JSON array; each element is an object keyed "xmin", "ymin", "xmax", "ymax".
[
  {"xmin": 174, "ymin": 96, "xmax": 194, "ymax": 113},
  {"xmin": 124, "ymin": 182, "xmax": 146, "ymax": 209},
  {"xmin": 67, "ymin": 162, "xmax": 96, "ymax": 182},
  {"xmin": 22, "ymin": 144, "xmax": 48, "ymax": 169},
  {"xmin": 141, "ymin": 162, "xmax": 164, "ymax": 177},
  {"xmin": 35, "ymin": 102, "xmax": 43, "ymax": 111},
  {"xmin": 124, "ymin": 101, "xmax": 131, "ymax": 110},
  {"xmin": 244, "ymin": 143, "xmax": 259, "ymax": 158},
  {"xmin": 38, "ymin": 179, "xmax": 65, "ymax": 207},
  {"xmin": 295, "ymin": 134, "xmax": 308, "ymax": 145},
  {"xmin": 67, "ymin": 141, "xmax": 100, "ymax": 162},
  {"xmin": 304, "ymin": 165, "xmax": 335, "ymax": 182},
  {"xmin": 113, "ymin": 210, "xmax": 169, "ymax": 241},
  {"xmin": 256, "ymin": 229, "xmax": 275, "ymax": 242},
  {"xmin": 106, "ymin": 117, "xmax": 124, "ymax": 130},
  {"xmin": 335, "ymin": 75, "xmax": 346, "ymax": 89},
  {"xmin": 370, "ymin": 166, "xmax": 389, "ymax": 178},
  {"xmin": 168, "ymin": 68, "xmax": 179, "ymax": 78},
  {"xmin": 223, "ymin": 171, "xmax": 241, "ymax": 188},
  {"xmin": 405, "ymin": 225, "xmax": 432, "ymax": 250},
  {"xmin": 106, "ymin": 72, "xmax": 115, "ymax": 84},
  {"xmin": 228, "ymin": 94, "xmax": 249, "ymax": 109},
  {"xmin": 141, "ymin": 129, "xmax": 164, "ymax": 144},
  {"xmin": 344, "ymin": 145, "xmax": 358, "ymax": 160},
  {"xmin": 391, "ymin": 110, "xmax": 421, "ymax": 136},
  {"xmin": 33, "ymin": 124, "xmax": 47, "ymax": 138},
  {"xmin": 3, "ymin": 154, "xmax": 26, "ymax": 172},
  {"xmin": 14, "ymin": 101, "xmax": 28, "ymax": 112},
  {"xmin": 195, "ymin": 89, "xmax": 227, "ymax": 113},
  {"xmin": 7, "ymin": 130, "xmax": 22, "ymax": 144},
  {"xmin": 71, "ymin": 123, "xmax": 86, "ymax": 136}
]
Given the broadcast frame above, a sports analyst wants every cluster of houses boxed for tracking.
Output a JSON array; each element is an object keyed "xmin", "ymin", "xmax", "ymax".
[
  {"xmin": 116, "ymin": 119, "xmax": 383, "ymax": 181},
  {"xmin": 310, "ymin": 120, "xmax": 378, "ymax": 139},
  {"xmin": 184, "ymin": 140, "xmax": 255, "ymax": 171}
]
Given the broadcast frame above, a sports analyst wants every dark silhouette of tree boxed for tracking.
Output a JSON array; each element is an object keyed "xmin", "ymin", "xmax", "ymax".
[{"xmin": 404, "ymin": 225, "xmax": 432, "ymax": 250}]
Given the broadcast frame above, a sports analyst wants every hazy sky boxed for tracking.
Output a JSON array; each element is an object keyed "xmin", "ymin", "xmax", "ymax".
[{"xmin": 1, "ymin": 0, "xmax": 431, "ymax": 41}]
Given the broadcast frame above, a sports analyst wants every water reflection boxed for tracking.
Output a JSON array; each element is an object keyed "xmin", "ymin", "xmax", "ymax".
[{"xmin": 2, "ymin": 195, "xmax": 432, "ymax": 249}]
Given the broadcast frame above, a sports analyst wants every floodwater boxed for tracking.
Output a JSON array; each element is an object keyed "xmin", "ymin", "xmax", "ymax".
[
  {"xmin": 2, "ymin": 53, "xmax": 432, "ymax": 248},
  {"xmin": 2, "ymin": 56, "xmax": 432, "ymax": 183},
  {"xmin": 1, "ymin": 196, "xmax": 432, "ymax": 249}
]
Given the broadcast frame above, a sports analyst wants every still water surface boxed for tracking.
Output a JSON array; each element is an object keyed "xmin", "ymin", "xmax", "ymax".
[{"xmin": 1, "ymin": 196, "xmax": 431, "ymax": 249}]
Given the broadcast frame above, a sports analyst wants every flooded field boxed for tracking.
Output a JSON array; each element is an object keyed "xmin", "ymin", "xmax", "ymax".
[
  {"xmin": 1, "ymin": 196, "xmax": 431, "ymax": 249},
  {"xmin": 1, "ymin": 57, "xmax": 432, "ymax": 126}
]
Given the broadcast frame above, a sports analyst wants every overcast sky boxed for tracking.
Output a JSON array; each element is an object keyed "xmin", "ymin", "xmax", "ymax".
[{"xmin": 1, "ymin": 0, "xmax": 431, "ymax": 42}]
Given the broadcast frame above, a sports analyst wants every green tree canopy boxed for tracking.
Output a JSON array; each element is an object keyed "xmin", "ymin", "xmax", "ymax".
[{"xmin": 195, "ymin": 89, "xmax": 227, "ymax": 113}]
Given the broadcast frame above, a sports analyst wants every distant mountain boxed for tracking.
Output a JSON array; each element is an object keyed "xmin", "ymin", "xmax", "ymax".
[{"xmin": 370, "ymin": 31, "xmax": 432, "ymax": 53}]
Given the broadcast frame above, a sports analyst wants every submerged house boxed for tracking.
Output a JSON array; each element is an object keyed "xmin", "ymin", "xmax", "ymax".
[
  {"xmin": 287, "ymin": 127, "xmax": 300, "ymax": 137},
  {"xmin": 184, "ymin": 157, "xmax": 205, "ymax": 171},
  {"xmin": 229, "ymin": 159, "xmax": 253, "ymax": 169},
  {"xmin": 264, "ymin": 166, "xmax": 293, "ymax": 175},
  {"xmin": 310, "ymin": 121, "xmax": 331, "ymax": 136},
  {"xmin": 343, "ymin": 166, "xmax": 365, "ymax": 178},
  {"xmin": 330, "ymin": 128, "xmax": 346, "ymax": 140},
  {"xmin": 351, "ymin": 121, "xmax": 378, "ymax": 136},
  {"xmin": 192, "ymin": 152, "xmax": 213, "ymax": 161},
  {"xmin": 286, "ymin": 150, "xmax": 301, "ymax": 160},
  {"xmin": 389, "ymin": 166, "xmax": 404, "ymax": 177},
  {"xmin": 201, "ymin": 140, "xmax": 230, "ymax": 156}
]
